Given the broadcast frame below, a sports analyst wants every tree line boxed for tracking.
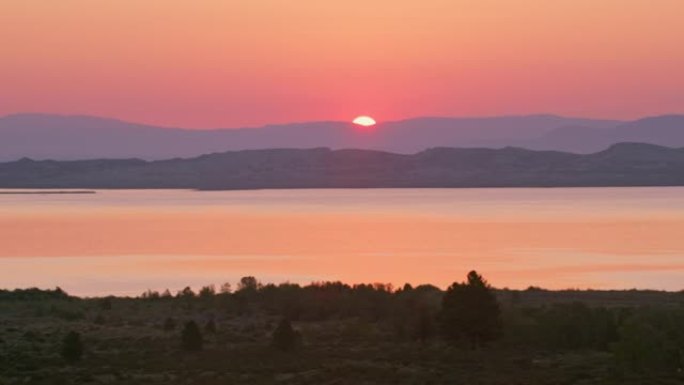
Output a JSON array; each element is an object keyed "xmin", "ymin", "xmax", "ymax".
[{"xmin": 5, "ymin": 271, "xmax": 684, "ymax": 375}]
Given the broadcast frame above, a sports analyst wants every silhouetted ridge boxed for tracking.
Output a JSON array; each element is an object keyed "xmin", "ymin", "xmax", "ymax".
[
  {"xmin": 591, "ymin": 142, "xmax": 684, "ymax": 162},
  {"xmin": 3, "ymin": 144, "xmax": 684, "ymax": 189},
  {"xmin": 620, "ymin": 115, "xmax": 684, "ymax": 132}
]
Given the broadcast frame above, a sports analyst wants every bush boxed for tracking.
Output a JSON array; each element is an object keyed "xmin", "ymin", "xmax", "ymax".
[
  {"xmin": 612, "ymin": 308, "xmax": 684, "ymax": 374},
  {"xmin": 93, "ymin": 314, "xmax": 106, "ymax": 325},
  {"xmin": 99, "ymin": 297, "xmax": 113, "ymax": 310},
  {"xmin": 163, "ymin": 317, "xmax": 176, "ymax": 331},
  {"xmin": 181, "ymin": 321, "xmax": 203, "ymax": 351},
  {"xmin": 534, "ymin": 303, "xmax": 619, "ymax": 351},
  {"xmin": 271, "ymin": 318, "xmax": 301, "ymax": 351},
  {"xmin": 61, "ymin": 331, "xmax": 83, "ymax": 363},
  {"xmin": 51, "ymin": 305, "xmax": 85, "ymax": 321},
  {"xmin": 205, "ymin": 318, "xmax": 217, "ymax": 334}
]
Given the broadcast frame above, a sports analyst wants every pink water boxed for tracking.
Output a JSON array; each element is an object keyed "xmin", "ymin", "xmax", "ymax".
[{"xmin": 1, "ymin": 188, "xmax": 682, "ymax": 295}]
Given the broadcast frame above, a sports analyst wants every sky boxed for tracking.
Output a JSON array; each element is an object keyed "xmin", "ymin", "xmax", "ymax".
[{"xmin": 1, "ymin": 0, "xmax": 683, "ymax": 128}]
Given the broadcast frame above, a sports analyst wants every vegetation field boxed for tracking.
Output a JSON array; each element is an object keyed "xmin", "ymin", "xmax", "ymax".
[{"xmin": 1, "ymin": 273, "xmax": 683, "ymax": 385}]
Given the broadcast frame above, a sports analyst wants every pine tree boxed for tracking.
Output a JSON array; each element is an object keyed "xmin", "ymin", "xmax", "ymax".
[{"xmin": 439, "ymin": 271, "xmax": 502, "ymax": 348}]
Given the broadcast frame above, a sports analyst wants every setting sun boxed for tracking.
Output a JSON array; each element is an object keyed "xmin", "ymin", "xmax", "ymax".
[{"xmin": 352, "ymin": 116, "xmax": 376, "ymax": 127}]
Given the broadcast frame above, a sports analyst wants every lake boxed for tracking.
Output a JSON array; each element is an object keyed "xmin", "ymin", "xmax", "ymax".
[{"xmin": 1, "ymin": 187, "xmax": 683, "ymax": 296}]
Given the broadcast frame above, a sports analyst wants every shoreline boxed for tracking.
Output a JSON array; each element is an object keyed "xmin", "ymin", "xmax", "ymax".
[{"xmin": 0, "ymin": 190, "xmax": 96, "ymax": 195}]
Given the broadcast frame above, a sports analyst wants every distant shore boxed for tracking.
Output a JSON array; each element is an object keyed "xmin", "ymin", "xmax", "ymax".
[
  {"xmin": 2, "ymin": 143, "xmax": 684, "ymax": 190},
  {"xmin": 0, "ymin": 190, "xmax": 96, "ymax": 195}
]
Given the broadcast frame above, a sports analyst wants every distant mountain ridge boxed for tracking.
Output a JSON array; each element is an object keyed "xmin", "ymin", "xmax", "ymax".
[
  {"xmin": 2, "ymin": 113, "xmax": 683, "ymax": 161},
  {"xmin": 508, "ymin": 115, "xmax": 684, "ymax": 153},
  {"xmin": 2, "ymin": 143, "xmax": 684, "ymax": 189},
  {"xmin": 0, "ymin": 113, "xmax": 626, "ymax": 161}
]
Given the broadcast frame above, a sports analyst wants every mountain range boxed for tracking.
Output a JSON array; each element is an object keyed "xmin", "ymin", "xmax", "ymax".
[
  {"xmin": 2, "ymin": 143, "xmax": 684, "ymax": 189},
  {"xmin": 3, "ymin": 113, "xmax": 684, "ymax": 161}
]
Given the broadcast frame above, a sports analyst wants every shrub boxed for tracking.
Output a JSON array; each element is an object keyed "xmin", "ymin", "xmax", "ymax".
[
  {"xmin": 61, "ymin": 331, "xmax": 83, "ymax": 363},
  {"xmin": 163, "ymin": 317, "xmax": 176, "ymax": 332},
  {"xmin": 271, "ymin": 318, "xmax": 301, "ymax": 351},
  {"xmin": 99, "ymin": 297, "xmax": 113, "ymax": 310},
  {"xmin": 93, "ymin": 314, "xmax": 106, "ymax": 325},
  {"xmin": 612, "ymin": 308, "xmax": 684, "ymax": 374},
  {"xmin": 205, "ymin": 319, "xmax": 217, "ymax": 334},
  {"xmin": 181, "ymin": 321, "xmax": 203, "ymax": 351}
]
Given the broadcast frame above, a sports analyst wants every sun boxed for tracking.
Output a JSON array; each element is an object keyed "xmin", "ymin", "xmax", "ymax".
[{"xmin": 352, "ymin": 116, "xmax": 376, "ymax": 127}]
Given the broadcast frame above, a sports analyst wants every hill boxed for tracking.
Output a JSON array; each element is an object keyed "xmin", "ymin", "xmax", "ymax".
[
  {"xmin": 515, "ymin": 115, "xmax": 684, "ymax": 153},
  {"xmin": 2, "ymin": 143, "xmax": 684, "ymax": 189},
  {"xmin": 0, "ymin": 113, "xmax": 620, "ymax": 161}
]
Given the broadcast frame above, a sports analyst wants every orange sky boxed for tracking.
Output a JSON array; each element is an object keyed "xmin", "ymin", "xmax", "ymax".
[{"xmin": 1, "ymin": 0, "xmax": 683, "ymax": 127}]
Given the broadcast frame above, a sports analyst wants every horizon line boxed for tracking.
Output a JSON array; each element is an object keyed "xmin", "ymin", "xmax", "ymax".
[{"xmin": 5, "ymin": 111, "xmax": 684, "ymax": 131}]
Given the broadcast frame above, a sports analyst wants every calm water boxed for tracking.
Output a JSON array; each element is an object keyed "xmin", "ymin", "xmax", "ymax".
[{"xmin": 1, "ymin": 188, "xmax": 683, "ymax": 295}]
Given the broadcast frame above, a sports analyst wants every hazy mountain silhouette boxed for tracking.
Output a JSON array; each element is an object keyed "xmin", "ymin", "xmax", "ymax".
[
  {"xmin": 3, "ymin": 113, "xmax": 683, "ymax": 160},
  {"xmin": 0, "ymin": 113, "xmax": 621, "ymax": 161},
  {"xmin": 511, "ymin": 115, "xmax": 684, "ymax": 153},
  {"xmin": 2, "ymin": 143, "xmax": 684, "ymax": 189}
]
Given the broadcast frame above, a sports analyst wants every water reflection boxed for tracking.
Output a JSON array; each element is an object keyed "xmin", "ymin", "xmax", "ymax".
[{"xmin": 1, "ymin": 188, "xmax": 683, "ymax": 295}]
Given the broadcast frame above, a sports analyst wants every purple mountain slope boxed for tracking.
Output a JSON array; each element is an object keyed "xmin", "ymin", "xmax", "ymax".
[
  {"xmin": 0, "ymin": 113, "xmax": 622, "ymax": 161},
  {"xmin": 512, "ymin": 115, "xmax": 684, "ymax": 153}
]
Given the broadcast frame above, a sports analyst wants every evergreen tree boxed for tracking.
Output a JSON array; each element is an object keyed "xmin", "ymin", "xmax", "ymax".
[
  {"xmin": 61, "ymin": 331, "xmax": 83, "ymax": 363},
  {"xmin": 237, "ymin": 276, "xmax": 260, "ymax": 292},
  {"xmin": 439, "ymin": 271, "xmax": 502, "ymax": 348},
  {"xmin": 199, "ymin": 285, "xmax": 216, "ymax": 298},
  {"xmin": 177, "ymin": 286, "xmax": 195, "ymax": 298},
  {"xmin": 181, "ymin": 321, "xmax": 203, "ymax": 351},
  {"xmin": 219, "ymin": 282, "xmax": 232, "ymax": 294}
]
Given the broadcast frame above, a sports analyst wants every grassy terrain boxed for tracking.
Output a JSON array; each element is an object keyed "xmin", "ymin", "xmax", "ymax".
[{"xmin": 1, "ymin": 284, "xmax": 683, "ymax": 385}]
